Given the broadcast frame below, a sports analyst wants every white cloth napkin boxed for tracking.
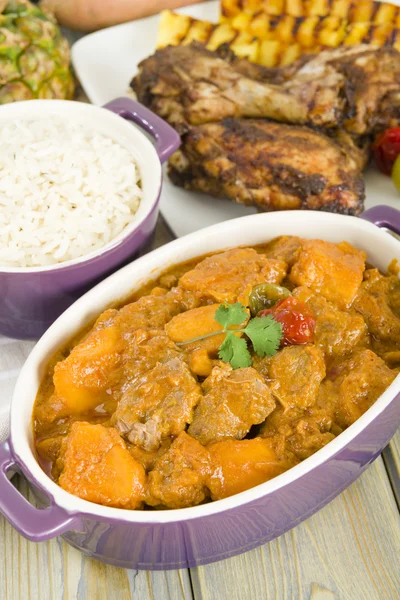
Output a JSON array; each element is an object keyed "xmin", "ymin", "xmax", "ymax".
[{"xmin": 0, "ymin": 336, "xmax": 36, "ymax": 443}]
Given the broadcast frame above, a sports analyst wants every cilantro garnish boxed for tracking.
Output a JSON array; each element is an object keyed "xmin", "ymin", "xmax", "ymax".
[
  {"xmin": 243, "ymin": 316, "xmax": 283, "ymax": 357},
  {"xmin": 218, "ymin": 333, "xmax": 252, "ymax": 369},
  {"xmin": 215, "ymin": 302, "xmax": 248, "ymax": 327},
  {"xmin": 176, "ymin": 302, "xmax": 283, "ymax": 369}
]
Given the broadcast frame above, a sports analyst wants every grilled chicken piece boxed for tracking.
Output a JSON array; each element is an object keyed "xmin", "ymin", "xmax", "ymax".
[
  {"xmin": 334, "ymin": 47, "xmax": 400, "ymax": 135},
  {"xmin": 132, "ymin": 42, "xmax": 345, "ymax": 133},
  {"xmin": 276, "ymin": 44, "xmax": 400, "ymax": 135},
  {"xmin": 132, "ymin": 43, "xmax": 400, "ymax": 135},
  {"xmin": 168, "ymin": 118, "xmax": 365, "ymax": 215},
  {"xmin": 375, "ymin": 91, "xmax": 400, "ymax": 134}
]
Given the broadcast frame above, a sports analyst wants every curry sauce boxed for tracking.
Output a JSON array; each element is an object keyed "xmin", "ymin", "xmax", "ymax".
[{"xmin": 33, "ymin": 236, "xmax": 399, "ymax": 510}]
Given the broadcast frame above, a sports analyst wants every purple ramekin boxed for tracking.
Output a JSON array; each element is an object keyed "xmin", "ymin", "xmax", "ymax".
[
  {"xmin": 0, "ymin": 98, "xmax": 180, "ymax": 339},
  {"xmin": 0, "ymin": 206, "xmax": 399, "ymax": 570}
]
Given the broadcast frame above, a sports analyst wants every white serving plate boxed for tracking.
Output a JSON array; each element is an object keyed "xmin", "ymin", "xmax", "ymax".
[{"xmin": 72, "ymin": 0, "xmax": 400, "ymax": 237}]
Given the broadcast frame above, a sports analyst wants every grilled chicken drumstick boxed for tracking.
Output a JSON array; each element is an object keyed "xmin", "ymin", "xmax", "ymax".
[
  {"xmin": 132, "ymin": 42, "xmax": 344, "ymax": 133},
  {"xmin": 132, "ymin": 43, "xmax": 400, "ymax": 136}
]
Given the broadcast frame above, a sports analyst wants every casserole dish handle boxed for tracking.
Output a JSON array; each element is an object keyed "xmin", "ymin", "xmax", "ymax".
[
  {"xmin": 103, "ymin": 97, "xmax": 181, "ymax": 163},
  {"xmin": 0, "ymin": 440, "xmax": 78, "ymax": 541},
  {"xmin": 360, "ymin": 205, "xmax": 400, "ymax": 235}
]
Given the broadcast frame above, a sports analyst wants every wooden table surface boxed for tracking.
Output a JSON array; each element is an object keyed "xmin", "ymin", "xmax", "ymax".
[{"xmin": 1, "ymin": 29, "xmax": 400, "ymax": 600}]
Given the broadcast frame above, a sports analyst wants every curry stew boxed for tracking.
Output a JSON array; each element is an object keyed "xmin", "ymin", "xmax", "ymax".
[{"xmin": 33, "ymin": 237, "xmax": 399, "ymax": 510}]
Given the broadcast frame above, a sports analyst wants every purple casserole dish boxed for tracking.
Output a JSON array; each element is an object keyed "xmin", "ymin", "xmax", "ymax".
[
  {"xmin": 0, "ymin": 205, "xmax": 399, "ymax": 570},
  {"xmin": 0, "ymin": 97, "xmax": 180, "ymax": 340}
]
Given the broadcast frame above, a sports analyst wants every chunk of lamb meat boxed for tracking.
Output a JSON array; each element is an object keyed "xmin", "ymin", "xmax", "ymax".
[
  {"xmin": 260, "ymin": 406, "xmax": 336, "ymax": 460},
  {"xmin": 293, "ymin": 286, "xmax": 368, "ymax": 361},
  {"xmin": 188, "ymin": 364, "xmax": 275, "ymax": 445},
  {"xmin": 120, "ymin": 329, "xmax": 181, "ymax": 390},
  {"xmin": 113, "ymin": 357, "xmax": 202, "ymax": 451},
  {"xmin": 290, "ymin": 239, "xmax": 366, "ymax": 309},
  {"xmin": 128, "ymin": 438, "xmax": 172, "ymax": 472},
  {"xmin": 146, "ymin": 432, "xmax": 211, "ymax": 509},
  {"xmin": 57, "ymin": 422, "xmax": 146, "ymax": 509},
  {"xmin": 179, "ymin": 248, "xmax": 287, "ymax": 305},
  {"xmin": 116, "ymin": 285, "xmax": 196, "ymax": 331},
  {"xmin": 265, "ymin": 345, "xmax": 326, "ymax": 409},
  {"xmin": 321, "ymin": 349, "xmax": 396, "ymax": 428},
  {"xmin": 36, "ymin": 289, "xmax": 192, "ymax": 425},
  {"xmin": 262, "ymin": 236, "xmax": 303, "ymax": 266},
  {"xmin": 353, "ymin": 269, "xmax": 400, "ymax": 364},
  {"xmin": 208, "ymin": 437, "xmax": 298, "ymax": 501}
]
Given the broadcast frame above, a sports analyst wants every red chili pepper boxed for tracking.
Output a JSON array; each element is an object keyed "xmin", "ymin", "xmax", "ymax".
[
  {"xmin": 373, "ymin": 128, "xmax": 400, "ymax": 175},
  {"xmin": 259, "ymin": 297, "xmax": 316, "ymax": 346}
]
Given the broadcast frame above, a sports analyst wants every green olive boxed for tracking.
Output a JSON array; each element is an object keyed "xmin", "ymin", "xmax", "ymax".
[
  {"xmin": 249, "ymin": 283, "xmax": 291, "ymax": 316},
  {"xmin": 392, "ymin": 154, "xmax": 400, "ymax": 192}
]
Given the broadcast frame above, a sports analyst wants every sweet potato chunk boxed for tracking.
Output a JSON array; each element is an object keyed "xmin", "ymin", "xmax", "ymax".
[
  {"xmin": 146, "ymin": 432, "xmax": 211, "ymax": 509},
  {"xmin": 324, "ymin": 349, "xmax": 396, "ymax": 428},
  {"xmin": 208, "ymin": 437, "xmax": 297, "ymax": 500},
  {"xmin": 51, "ymin": 316, "xmax": 123, "ymax": 417},
  {"xmin": 166, "ymin": 304, "xmax": 248, "ymax": 377},
  {"xmin": 58, "ymin": 423, "xmax": 146, "ymax": 509},
  {"xmin": 166, "ymin": 303, "xmax": 247, "ymax": 353},
  {"xmin": 179, "ymin": 248, "xmax": 287, "ymax": 305},
  {"xmin": 186, "ymin": 348, "xmax": 216, "ymax": 378},
  {"xmin": 188, "ymin": 364, "xmax": 275, "ymax": 445},
  {"xmin": 290, "ymin": 240, "xmax": 366, "ymax": 309},
  {"xmin": 268, "ymin": 345, "xmax": 326, "ymax": 409},
  {"xmin": 113, "ymin": 357, "xmax": 202, "ymax": 451},
  {"xmin": 293, "ymin": 286, "xmax": 367, "ymax": 360}
]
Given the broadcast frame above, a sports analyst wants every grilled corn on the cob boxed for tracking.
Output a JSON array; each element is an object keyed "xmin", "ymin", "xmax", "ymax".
[
  {"xmin": 157, "ymin": 10, "xmax": 400, "ymax": 66},
  {"xmin": 221, "ymin": 0, "xmax": 400, "ymax": 28}
]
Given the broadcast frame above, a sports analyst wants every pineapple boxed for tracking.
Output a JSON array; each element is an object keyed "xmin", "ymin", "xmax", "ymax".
[
  {"xmin": 0, "ymin": 0, "xmax": 74, "ymax": 104},
  {"xmin": 220, "ymin": 0, "xmax": 400, "ymax": 26},
  {"xmin": 157, "ymin": 10, "xmax": 400, "ymax": 67}
]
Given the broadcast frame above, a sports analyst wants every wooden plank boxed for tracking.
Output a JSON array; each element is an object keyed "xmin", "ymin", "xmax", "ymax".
[
  {"xmin": 190, "ymin": 457, "xmax": 400, "ymax": 600},
  {"xmin": 0, "ymin": 477, "xmax": 193, "ymax": 600},
  {"xmin": 384, "ymin": 430, "xmax": 400, "ymax": 507}
]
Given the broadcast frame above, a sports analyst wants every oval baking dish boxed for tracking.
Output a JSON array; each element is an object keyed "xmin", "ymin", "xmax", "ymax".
[{"xmin": 0, "ymin": 206, "xmax": 399, "ymax": 570}]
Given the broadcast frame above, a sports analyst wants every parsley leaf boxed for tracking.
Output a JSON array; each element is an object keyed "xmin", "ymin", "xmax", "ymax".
[
  {"xmin": 244, "ymin": 315, "xmax": 283, "ymax": 357},
  {"xmin": 218, "ymin": 332, "xmax": 252, "ymax": 369}
]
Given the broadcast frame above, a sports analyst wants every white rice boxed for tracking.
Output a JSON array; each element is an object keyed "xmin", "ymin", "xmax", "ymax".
[{"xmin": 0, "ymin": 117, "xmax": 143, "ymax": 268}]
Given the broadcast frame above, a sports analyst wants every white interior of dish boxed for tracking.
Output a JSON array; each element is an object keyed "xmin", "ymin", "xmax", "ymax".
[
  {"xmin": 0, "ymin": 100, "xmax": 161, "ymax": 273},
  {"xmin": 11, "ymin": 211, "xmax": 400, "ymax": 522}
]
